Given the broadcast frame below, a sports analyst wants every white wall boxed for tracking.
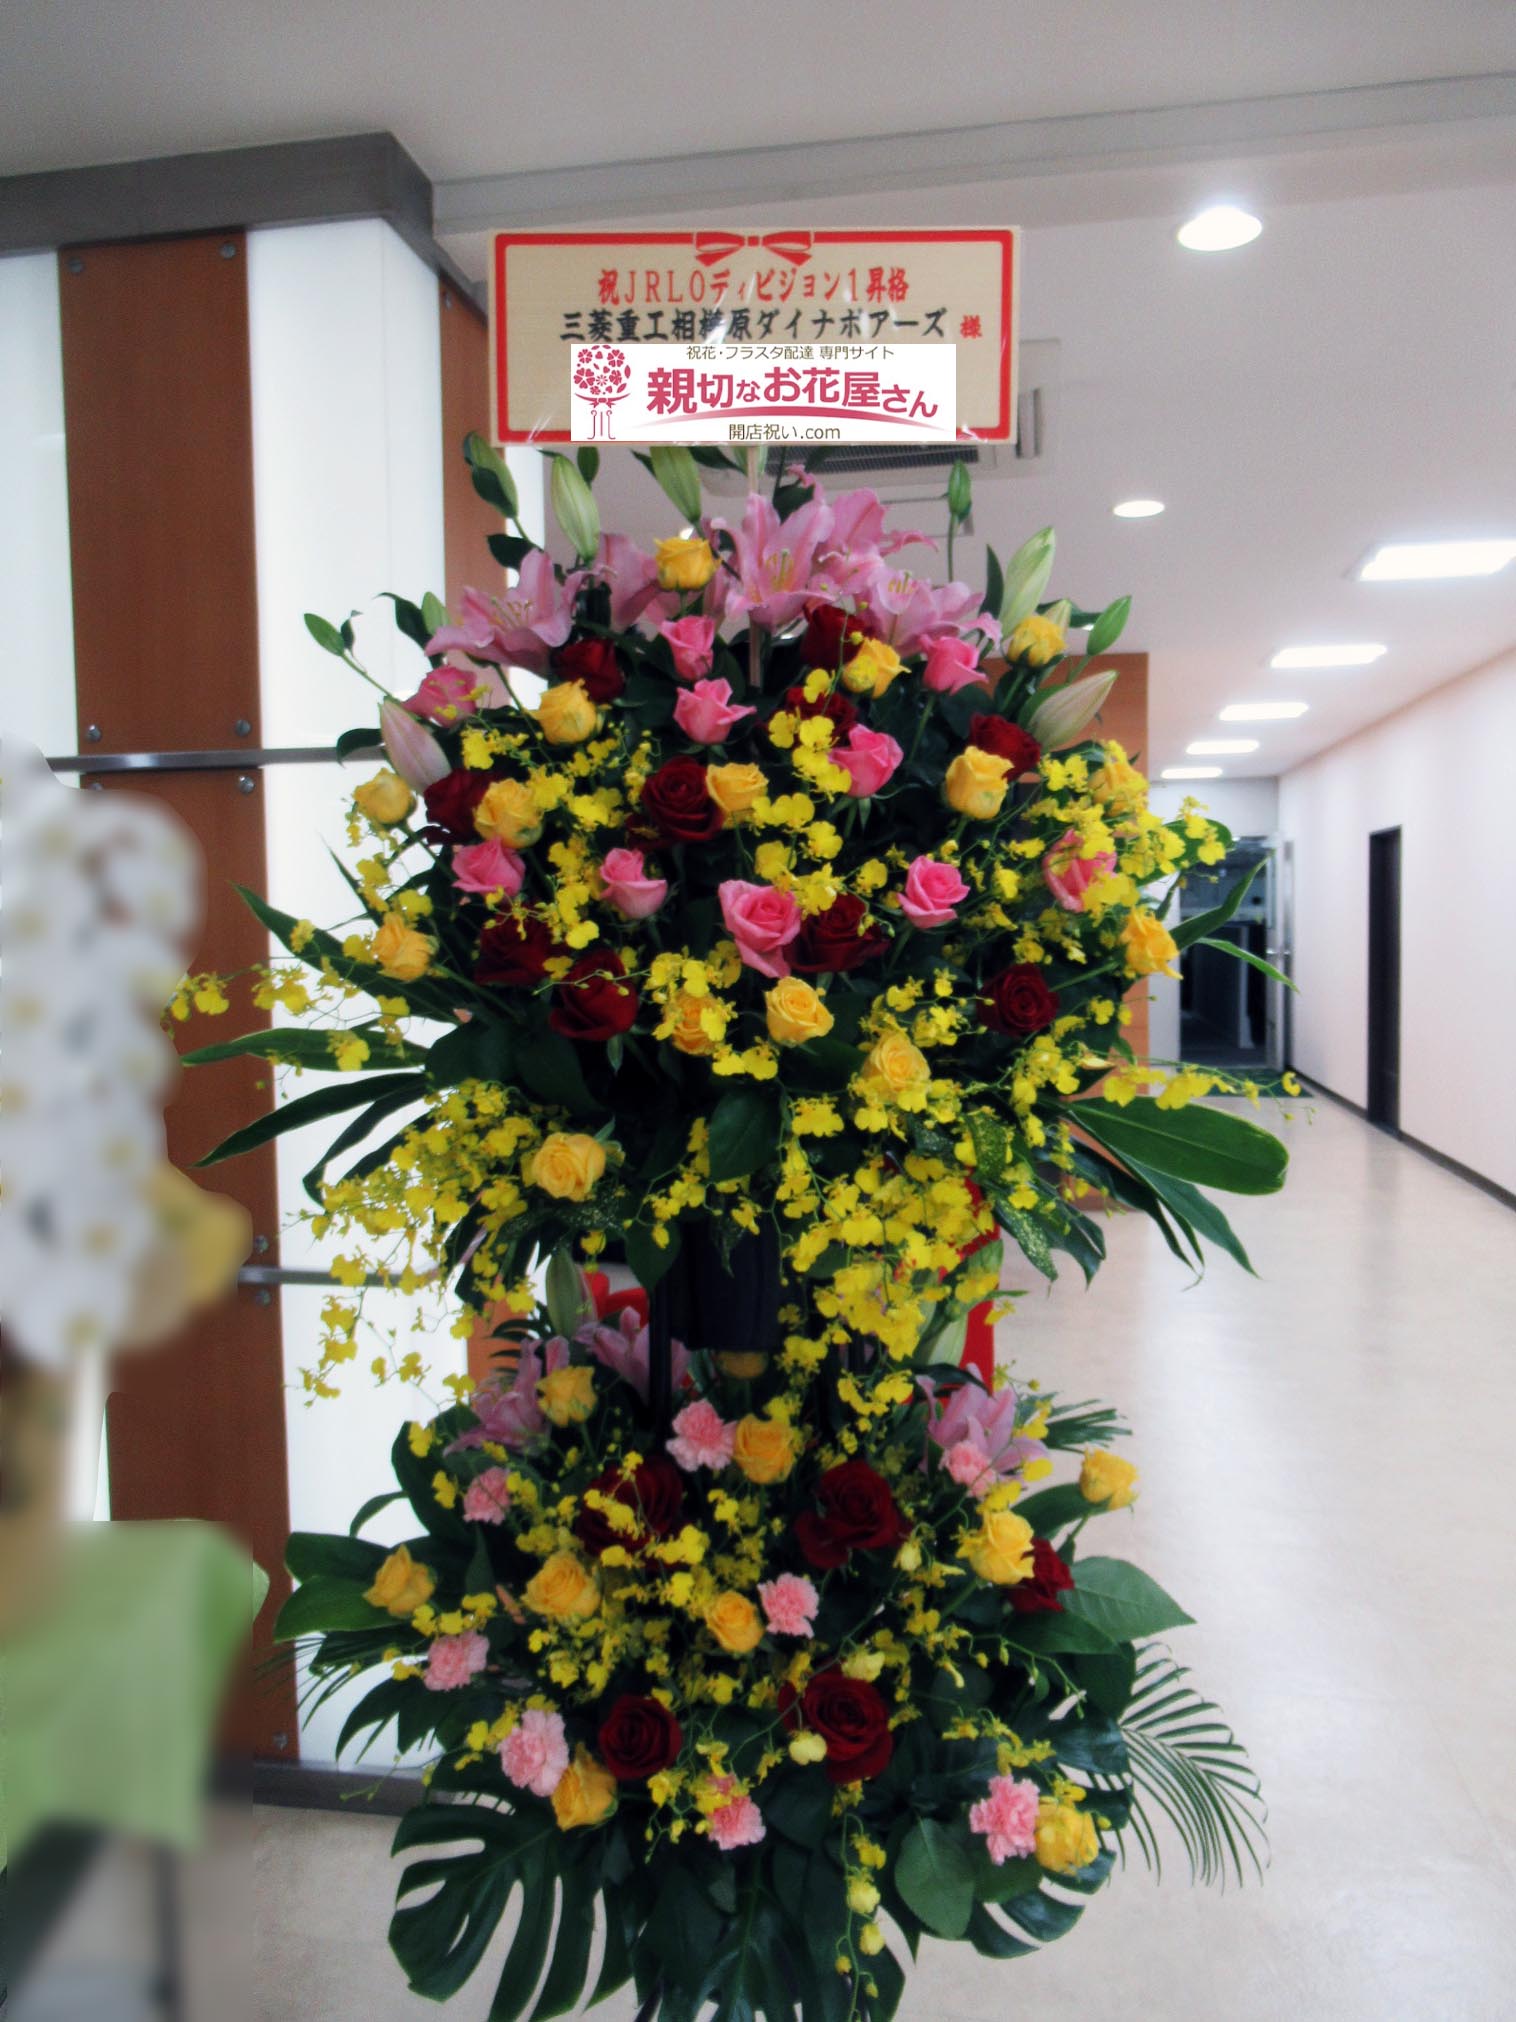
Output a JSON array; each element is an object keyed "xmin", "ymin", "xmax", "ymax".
[
  {"xmin": 0, "ymin": 252, "xmax": 76, "ymax": 754},
  {"xmin": 1280, "ymin": 651, "xmax": 1516, "ymax": 1193}
]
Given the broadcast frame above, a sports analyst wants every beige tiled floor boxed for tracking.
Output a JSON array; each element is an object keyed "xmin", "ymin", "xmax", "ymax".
[{"xmin": 23, "ymin": 1101, "xmax": 1516, "ymax": 2018}]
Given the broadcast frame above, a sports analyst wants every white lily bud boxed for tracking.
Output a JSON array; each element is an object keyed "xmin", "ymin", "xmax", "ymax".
[
  {"xmin": 379, "ymin": 699, "xmax": 450, "ymax": 789},
  {"xmin": 1024, "ymin": 667, "xmax": 1120, "ymax": 750},
  {"xmin": 545, "ymin": 1247, "xmax": 597, "ymax": 1337},
  {"xmin": 550, "ymin": 455, "xmax": 601, "ymax": 562},
  {"xmin": 999, "ymin": 526, "xmax": 1055, "ymax": 634}
]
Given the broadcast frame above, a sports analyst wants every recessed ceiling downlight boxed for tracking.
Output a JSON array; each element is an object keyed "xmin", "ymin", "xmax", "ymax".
[
  {"xmin": 1271, "ymin": 643, "xmax": 1385, "ymax": 669},
  {"xmin": 1177, "ymin": 205, "xmax": 1262, "ymax": 252},
  {"xmin": 1113, "ymin": 498, "xmax": 1165, "ymax": 519},
  {"xmin": 1219, "ymin": 701, "xmax": 1308, "ymax": 722}
]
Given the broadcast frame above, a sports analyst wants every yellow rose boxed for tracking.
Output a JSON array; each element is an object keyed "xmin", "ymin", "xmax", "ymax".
[
  {"xmin": 552, "ymin": 1745, "xmax": 617, "ymax": 1829},
  {"xmin": 538, "ymin": 1363, "xmax": 597, "ymax": 1427},
  {"xmin": 1121, "ymin": 909, "xmax": 1179, "ymax": 979},
  {"xmin": 1079, "ymin": 1449, "xmax": 1140, "ymax": 1510},
  {"xmin": 961, "ymin": 1507, "xmax": 1036, "ymax": 1585},
  {"xmin": 474, "ymin": 778, "xmax": 542, "ymax": 848},
  {"xmin": 1091, "ymin": 742, "xmax": 1146, "ymax": 814},
  {"xmin": 840, "ymin": 636, "xmax": 905, "ymax": 698},
  {"xmin": 765, "ymin": 977, "xmax": 834, "ymax": 1047},
  {"xmin": 353, "ymin": 769, "xmax": 414, "ymax": 826},
  {"xmin": 718, "ymin": 1351, "xmax": 769, "ymax": 1380},
  {"xmin": 372, "ymin": 913, "xmax": 434, "ymax": 982},
  {"xmin": 363, "ymin": 1544, "xmax": 434, "ymax": 1617},
  {"xmin": 529, "ymin": 1132, "xmax": 608, "ymax": 1201},
  {"xmin": 706, "ymin": 1591, "xmax": 763, "ymax": 1654},
  {"xmin": 667, "ymin": 992, "xmax": 719, "ymax": 1057},
  {"xmin": 706, "ymin": 762, "xmax": 766, "ymax": 817},
  {"xmin": 732, "ymin": 1412, "xmax": 799, "ymax": 1485},
  {"xmin": 525, "ymin": 1550, "xmax": 601, "ymax": 1622},
  {"xmin": 1035, "ymin": 1797, "xmax": 1100, "ymax": 1874},
  {"xmin": 536, "ymin": 679, "xmax": 597, "ymax": 746},
  {"xmin": 655, "ymin": 535, "xmax": 718, "ymax": 592},
  {"xmin": 859, "ymin": 1030, "xmax": 929, "ymax": 1102},
  {"xmin": 944, "ymin": 746, "xmax": 1012, "ymax": 820},
  {"xmin": 1005, "ymin": 612, "xmax": 1065, "ymax": 667}
]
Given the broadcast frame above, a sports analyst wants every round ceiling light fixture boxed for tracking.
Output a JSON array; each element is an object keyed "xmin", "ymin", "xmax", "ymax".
[
  {"xmin": 1177, "ymin": 205, "xmax": 1262, "ymax": 252},
  {"xmin": 1113, "ymin": 498, "xmax": 1165, "ymax": 519}
]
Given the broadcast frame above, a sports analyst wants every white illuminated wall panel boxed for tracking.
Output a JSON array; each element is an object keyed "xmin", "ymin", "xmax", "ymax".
[{"xmin": 0, "ymin": 252, "xmax": 77, "ymax": 755}]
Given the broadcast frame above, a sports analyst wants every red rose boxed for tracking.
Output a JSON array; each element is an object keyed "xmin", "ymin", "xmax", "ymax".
[
  {"xmin": 794, "ymin": 1458, "xmax": 909, "ymax": 1570},
  {"xmin": 981, "ymin": 963, "xmax": 1060, "ymax": 1037},
  {"xmin": 475, "ymin": 911, "xmax": 559, "ymax": 987},
  {"xmin": 968, "ymin": 716, "xmax": 1042, "ymax": 773},
  {"xmin": 1009, "ymin": 1538, "xmax": 1074, "ymax": 1615},
  {"xmin": 790, "ymin": 895, "xmax": 887, "ymax": 975},
  {"xmin": 423, "ymin": 768, "xmax": 494, "ymax": 842},
  {"xmin": 550, "ymin": 950, "xmax": 639, "ymax": 1041},
  {"xmin": 779, "ymin": 1671, "xmax": 893, "ymax": 1784},
  {"xmin": 799, "ymin": 601, "xmax": 878, "ymax": 673},
  {"xmin": 780, "ymin": 683, "xmax": 858, "ymax": 738},
  {"xmin": 598, "ymin": 1693, "xmax": 683, "ymax": 1782},
  {"xmin": 638, "ymin": 758, "xmax": 725, "ymax": 845},
  {"xmin": 553, "ymin": 637, "xmax": 624, "ymax": 704},
  {"xmin": 574, "ymin": 1456, "xmax": 683, "ymax": 1557}
]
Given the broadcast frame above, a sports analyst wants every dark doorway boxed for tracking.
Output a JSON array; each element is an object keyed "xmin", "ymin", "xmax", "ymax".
[
  {"xmin": 1177, "ymin": 837, "xmax": 1275, "ymax": 1070},
  {"xmin": 1367, "ymin": 827, "xmax": 1402, "ymax": 1130}
]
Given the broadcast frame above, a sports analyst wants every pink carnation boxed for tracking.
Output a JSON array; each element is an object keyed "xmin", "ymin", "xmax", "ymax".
[
  {"xmin": 969, "ymin": 1774, "xmax": 1040, "ymax": 1864},
  {"xmin": 600, "ymin": 846, "xmax": 668, "ymax": 920},
  {"xmin": 667, "ymin": 1398, "xmax": 737, "ymax": 1472},
  {"xmin": 500, "ymin": 1708, "xmax": 570, "ymax": 1798},
  {"xmin": 718, "ymin": 879, "xmax": 803, "ymax": 979},
  {"xmin": 922, "ymin": 635, "xmax": 989, "ymax": 695},
  {"xmin": 423, "ymin": 1630, "xmax": 490, "ymax": 1693},
  {"xmin": 945, "ymin": 1439, "xmax": 997, "ymax": 1499},
  {"xmin": 673, "ymin": 677, "xmax": 755, "ymax": 746},
  {"xmin": 707, "ymin": 1786, "xmax": 767, "ymax": 1852},
  {"xmin": 463, "ymin": 1466, "xmax": 512, "ymax": 1524},
  {"xmin": 452, "ymin": 839, "xmax": 525, "ymax": 898},
  {"xmin": 899, "ymin": 855, "xmax": 969, "ymax": 929},
  {"xmin": 832, "ymin": 726, "xmax": 903, "ymax": 800},
  {"xmin": 1043, "ymin": 829, "xmax": 1117, "ymax": 913},
  {"xmin": 757, "ymin": 1573, "xmax": 819, "ymax": 1638},
  {"xmin": 660, "ymin": 615, "xmax": 717, "ymax": 682}
]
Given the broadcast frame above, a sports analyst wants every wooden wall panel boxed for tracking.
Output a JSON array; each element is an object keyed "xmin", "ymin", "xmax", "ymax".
[
  {"xmin": 59, "ymin": 233, "xmax": 295, "ymax": 1758},
  {"xmin": 439, "ymin": 281, "xmax": 500, "ymax": 611}
]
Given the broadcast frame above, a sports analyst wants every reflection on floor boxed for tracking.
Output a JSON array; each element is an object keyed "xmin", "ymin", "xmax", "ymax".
[{"xmin": 21, "ymin": 1102, "xmax": 1516, "ymax": 2019}]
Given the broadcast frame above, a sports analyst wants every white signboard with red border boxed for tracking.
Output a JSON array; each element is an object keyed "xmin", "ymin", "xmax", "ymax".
[{"xmin": 489, "ymin": 229, "xmax": 1018, "ymax": 445}]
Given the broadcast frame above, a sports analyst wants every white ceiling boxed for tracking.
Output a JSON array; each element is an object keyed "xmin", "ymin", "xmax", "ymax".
[{"xmin": 3, "ymin": 0, "xmax": 1514, "ymax": 777}]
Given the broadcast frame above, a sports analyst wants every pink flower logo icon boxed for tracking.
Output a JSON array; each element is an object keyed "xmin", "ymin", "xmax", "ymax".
[{"xmin": 574, "ymin": 345, "xmax": 632, "ymax": 439}]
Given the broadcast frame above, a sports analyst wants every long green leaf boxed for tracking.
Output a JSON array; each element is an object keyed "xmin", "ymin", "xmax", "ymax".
[
  {"xmin": 1196, "ymin": 936, "xmax": 1297, "ymax": 990},
  {"xmin": 1075, "ymin": 1097, "xmax": 1287, "ymax": 1195},
  {"xmin": 1170, "ymin": 861, "xmax": 1261, "ymax": 953},
  {"xmin": 182, "ymin": 1025, "xmax": 422, "ymax": 1069},
  {"xmin": 194, "ymin": 1071, "xmax": 425, "ymax": 1167}
]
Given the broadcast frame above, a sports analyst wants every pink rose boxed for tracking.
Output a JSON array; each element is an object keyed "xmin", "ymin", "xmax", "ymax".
[
  {"xmin": 600, "ymin": 846, "xmax": 668, "ymax": 920},
  {"xmin": 832, "ymin": 726, "xmax": 903, "ymax": 799},
  {"xmin": 969, "ymin": 1774, "xmax": 1040, "ymax": 1864},
  {"xmin": 1043, "ymin": 829, "xmax": 1117, "ymax": 913},
  {"xmin": 463, "ymin": 1466, "xmax": 512, "ymax": 1524},
  {"xmin": 404, "ymin": 661, "xmax": 508, "ymax": 721},
  {"xmin": 660, "ymin": 615, "xmax": 718, "ymax": 682},
  {"xmin": 501, "ymin": 1708, "xmax": 570, "ymax": 1798},
  {"xmin": 757, "ymin": 1572, "xmax": 818, "ymax": 1638},
  {"xmin": 718, "ymin": 879, "xmax": 803, "ymax": 979},
  {"xmin": 667, "ymin": 1398, "xmax": 737, "ymax": 1472},
  {"xmin": 673, "ymin": 677, "xmax": 755, "ymax": 746},
  {"xmin": 424, "ymin": 1630, "xmax": 490, "ymax": 1692},
  {"xmin": 922, "ymin": 636, "xmax": 989, "ymax": 695},
  {"xmin": 452, "ymin": 839, "xmax": 525, "ymax": 898},
  {"xmin": 899, "ymin": 855, "xmax": 969, "ymax": 929}
]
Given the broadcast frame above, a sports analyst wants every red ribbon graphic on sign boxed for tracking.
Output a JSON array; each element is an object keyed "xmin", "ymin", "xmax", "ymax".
[{"xmin": 693, "ymin": 231, "xmax": 814, "ymax": 268}]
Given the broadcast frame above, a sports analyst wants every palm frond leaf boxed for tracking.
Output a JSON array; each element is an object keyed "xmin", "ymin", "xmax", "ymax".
[{"xmin": 1100, "ymin": 1644, "xmax": 1268, "ymax": 1888}]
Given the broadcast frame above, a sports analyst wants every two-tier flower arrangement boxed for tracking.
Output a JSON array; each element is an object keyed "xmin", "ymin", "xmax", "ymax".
[{"xmin": 188, "ymin": 439, "xmax": 1289, "ymax": 2021}]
